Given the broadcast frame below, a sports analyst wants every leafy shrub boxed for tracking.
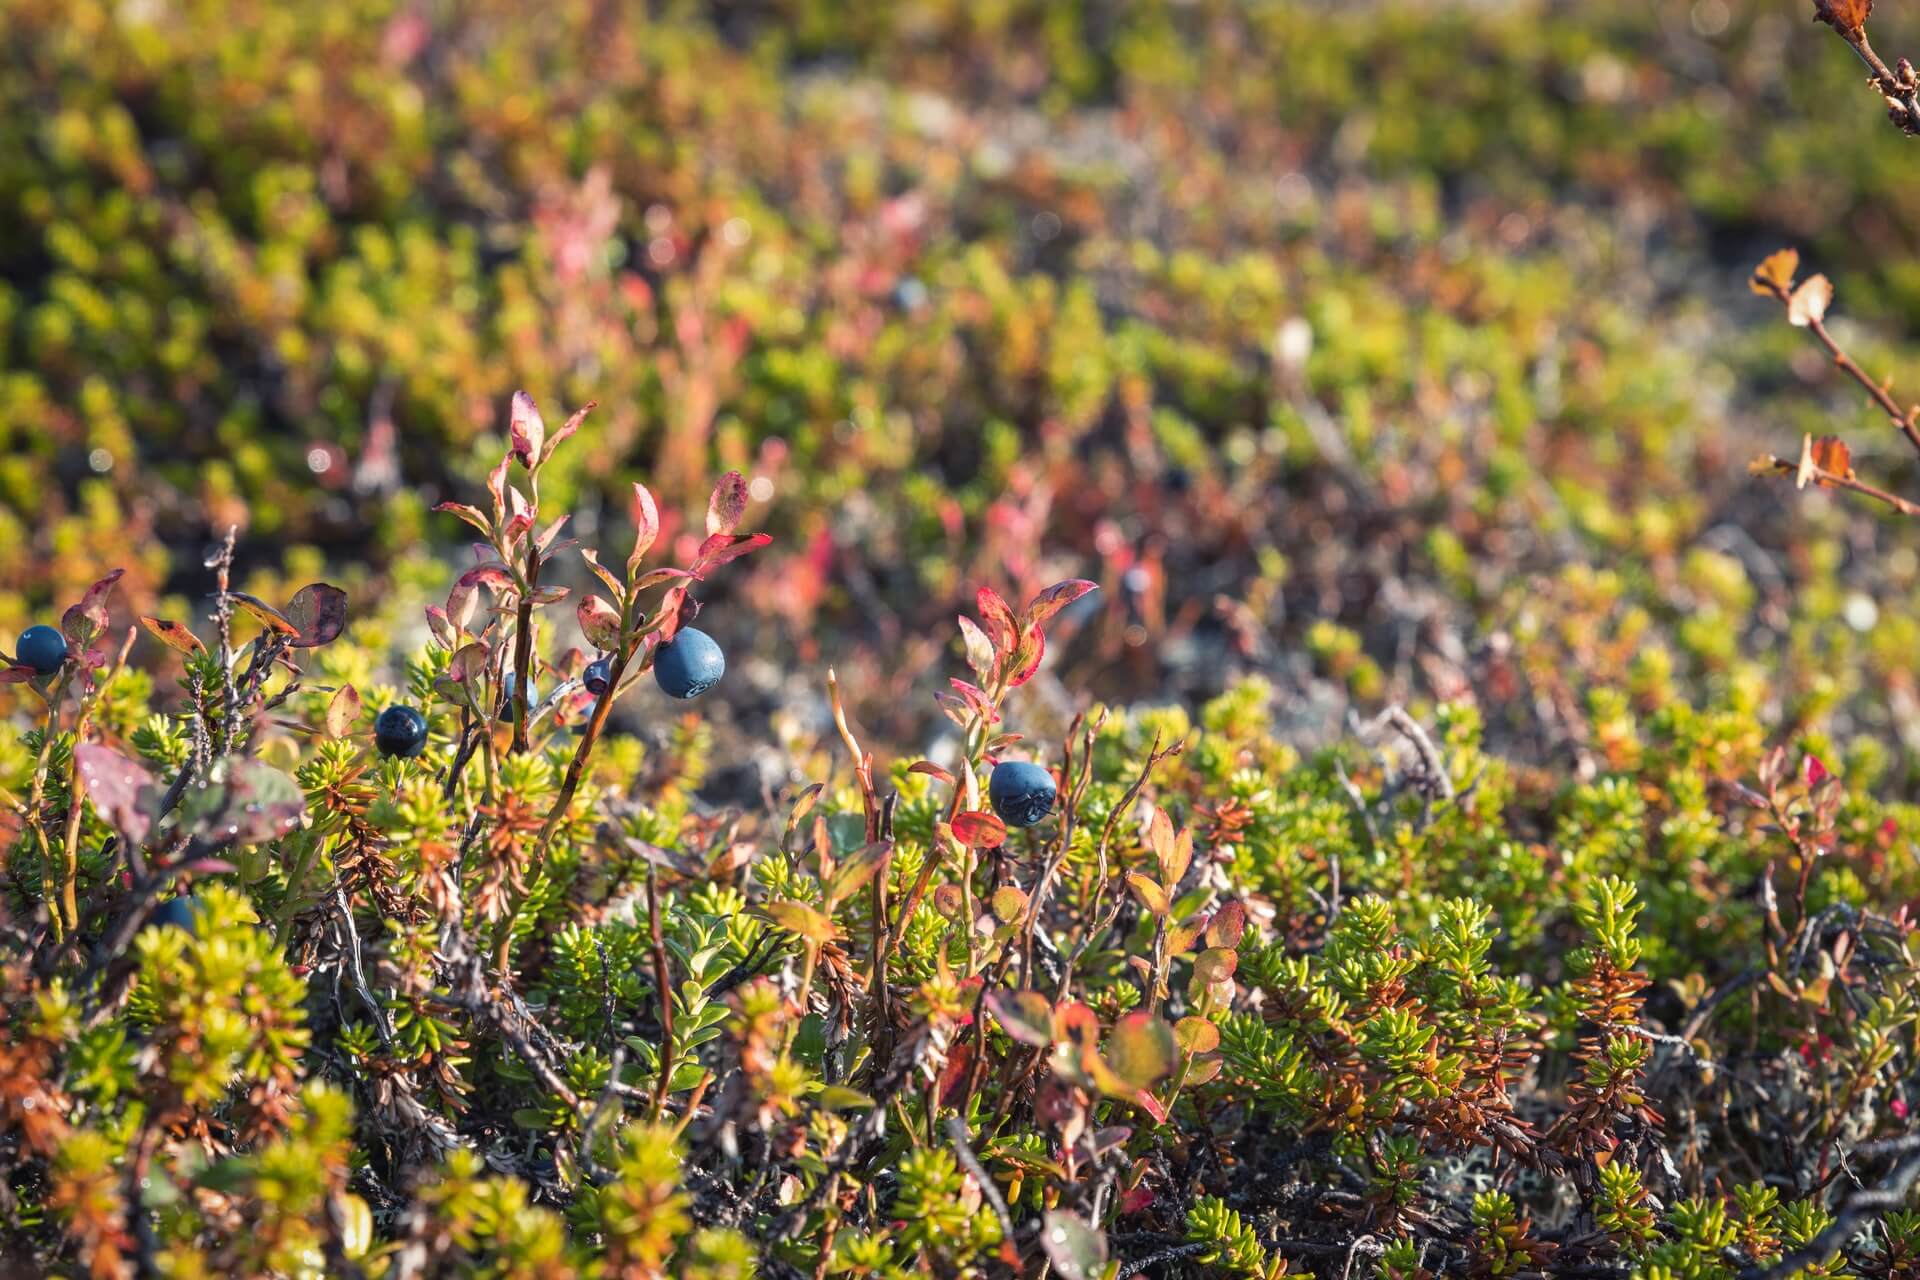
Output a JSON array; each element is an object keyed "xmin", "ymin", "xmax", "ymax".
[{"xmin": 1, "ymin": 404, "xmax": 1916, "ymax": 1277}]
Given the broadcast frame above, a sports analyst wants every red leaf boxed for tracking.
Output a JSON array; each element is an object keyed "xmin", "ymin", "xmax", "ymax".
[
  {"xmin": 691, "ymin": 532, "xmax": 772, "ymax": 574},
  {"xmin": 1022, "ymin": 578, "xmax": 1099, "ymax": 632},
  {"xmin": 544, "ymin": 400, "xmax": 594, "ymax": 463},
  {"xmin": 951, "ymin": 811, "xmax": 1008, "ymax": 849},
  {"xmin": 707, "ymin": 470, "xmax": 749, "ymax": 538},
  {"xmin": 1802, "ymin": 754, "xmax": 1831, "ymax": 787},
  {"xmin": 456, "ymin": 564, "xmax": 515, "ymax": 594},
  {"xmin": 629, "ymin": 482, "xmax": 660, "ymax": 574},
  {"xmin": 976, "ymin": 587, "xmax": 1018, "ymax": 653},
  {"xmin": 509, "ymin": 390, "xmax": 545, "ymax": 468},
  {"xmin": 434, "ymin": 501, "xmax": 492, "ymax": 537},
  {"xmin": 577, "ymin": 594, "xmax": 624, "ymax": 650},
  {"xmin": 908, "ymin": 761, "xmax": 955, "ymax": 786},
  {"xmin": 62, "ymin": 569, "xmax": 125, "ymax": 650},
  {"xmin": 284, "ymin": 583, "xmax": 348, "ymax": 649},
  {"xmin": 1005, "ymin": 624, "xmax": 1045, "ymax": 688}
]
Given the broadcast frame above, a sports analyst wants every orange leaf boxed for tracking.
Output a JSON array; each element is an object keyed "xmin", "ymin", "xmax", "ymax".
[
  {"xmin": 1808, "ymin": 435, "xmax": 1854, "ymax": 485},
  {"xmin": 1750, "ymin": 248, "xmax": 1799, "ymax": 297},
  {"xmin": 1814, "ymin": 0, "xmax": 1872, "ymax": 38}
]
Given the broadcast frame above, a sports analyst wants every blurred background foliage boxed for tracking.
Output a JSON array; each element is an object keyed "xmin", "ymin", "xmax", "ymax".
[{"xmin": 5, "ymin": 0, "xmax": 1920, "ymax": 772}]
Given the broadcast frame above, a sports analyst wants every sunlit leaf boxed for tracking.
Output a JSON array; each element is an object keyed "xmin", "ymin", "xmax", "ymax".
[
  {"xmin": 986, "ymin": 989, "xmax": 1055, "ymax": 1048},
  {"xmin": 1023, "ymin": 578, "xmax": 1099, "ymax": 631},
  {"xmin": 707, "ymin": 470, "xmax": 749, "ymax": 538},
  {"xmin": 140, "ymin": 616, "xmax": 204, "ymax": 656},
  {"xmin": 951, "ymin": 810, "xmax": 1007, "ymax": 849},
  {"xmin": 1104, "ymin": 1012, "xmax": 1178, "ymax": 1089},
  {"xmin": 508, "ymin": 390, "xmax": 545, "ymax": 468},
  {"xmin": 62, "ymin": 569, "xmax": 125, "ymax": 650},
  {"xmin": 1750, "ymin": 248, "xmax": 1799, "ymax": 296},
  {"xmin": 326, "ymin": 684, "xmax": 362, "ymax": 739},
  {"xmin": 285, "ymin": 583, "xmax": 348, "ymax": 648},
  {"xmin": 1788, "ymin": 274, "xmax": 1832, "ymax": 327}
]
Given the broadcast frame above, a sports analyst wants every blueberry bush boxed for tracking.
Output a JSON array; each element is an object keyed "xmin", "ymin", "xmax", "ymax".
[{"xmin": 3, "ymin": 1, "xmax": 1920, "ymax": 1278}]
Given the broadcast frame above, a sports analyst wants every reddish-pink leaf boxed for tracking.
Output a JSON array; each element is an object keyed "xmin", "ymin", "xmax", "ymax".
[
  {"xmin": 285, "ymin": 583, "xmax": 348, "ymax": 649},
  {"xmin": 1005, "ymin": 623, "xmax": 1045, "ymax": 688},
  {"xmin": 75, "ymin": 743, "xmax": 157, "ymax": 847},
  {"xmin": 1206, "ymin": 900, "xmax": 1246, "ymax": 949},
  {"xmin": 909, "ymin": 761, "xmax": 955, "ymax": 785},
  {"xmin": 578, "ymin": 548, "xmax": 626, "ymax": 600},
  {"xmin": 692, "ymin": 532, "xmax": 772, "ymax": 574},
  {"xmin": 544, "ymin": 400, "xmax": 594, "ymax": 463},
  {"xmin": 629, "ymin": 482, "xmax": 660, "ymax": 574},
  {"xmin": 0, "ymin": 665, "xmax": 37, "ymax": 683},
  {"xmin": 1022, "ymin": 578, "xmax": 1099, "ymax": 632},
  {"xmin": 707, "ymin": 470, "xmax": 749, "ymax": 537},
  {"xmin": 951, "ymin": 810, "xmax": 1008, "ymax": 848},
  {"xmin": 62, "ymin": 569, "xmax": 125, "ymax": 650},
  {"xmin": 1802, "ymin": 754, "xmax": 1831, "ymax": 787},
  {"xmin": 976, "ymin": 587, "xmax": 1018, "ymax": 653},
  {"xmin": 456, "ymin": 564, "xmax": 515, "ymax": 594},
  {"xmin": 577, "ymin": 594, "xmax": 624, "ymax": 650},
  {"xmin": 487, "ymin": 455, "xmax": 510, "ymax": 522},
  {"xmin": 509, "ymin": 390, "xmax": 545, "ymax": 468},
  {"xmin": 434, "ymin": 501, "xmax": 492, "ymax": 537},
  {"xmin": 1133, "ymin": 1090, "xmax": 1169, "ymax": 1124}
]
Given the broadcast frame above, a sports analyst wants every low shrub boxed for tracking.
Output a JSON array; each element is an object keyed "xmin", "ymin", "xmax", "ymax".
[{"xmin": 1, "ymin": 406, "xmax": 1915, "ymax": 1278}]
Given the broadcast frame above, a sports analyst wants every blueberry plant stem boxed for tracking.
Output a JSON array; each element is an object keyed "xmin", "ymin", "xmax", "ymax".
[{"xmin": 493, "ymin": 596, "xmax": 637, "ymax": 973}]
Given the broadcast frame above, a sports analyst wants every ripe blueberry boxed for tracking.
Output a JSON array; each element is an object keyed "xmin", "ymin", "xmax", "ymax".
[
  {"xmin": 149, "ymin": 895, "xmax": 198, "ymax": 935},
  {"xmin": 583, "ymin": 657, "xmax": 614, "ymax": 697},
  {"xmin": 15, "ymin": 625, "xmax": 67, "ymax": 676},
  {"xmin": 498, "ymin": 672, "xmax": 537, "ymax": 721},
  {"xmin": 375, "ymin": 704, "xmax": 430, "ymax": 758},
  {"xmin": 989, "ymin": 760, "xmax": 1056, "ymax": 828},
  {"xmin": 653, "ymin": 628, "xmax": 725, "ymax": 700}
]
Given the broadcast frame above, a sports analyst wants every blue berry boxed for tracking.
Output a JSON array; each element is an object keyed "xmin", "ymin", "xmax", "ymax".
[
  {"xmin": 375, "ymin": 704, "xmax": 430, "ymax": 758},
  {"xmin": 989, "ymin": 760, "xmax": 1056, "ymax": 828},
  {"xmin": 498, "ymin": 671, "xmax": 537, "ymax": 721},
  {"xmin": 583, "ymin": 657, "xmax": 614, "ymax": 697},
  {"xmin": 149, "ymin": 895, "xmax": 198, "ymax": 935},
  {"xmin": 15, "ymin": 625, "xmax": 67, "ymax": 676},
  {"xmin": 653, "ymin": 628, "xmax": 725, "ymax": 700}
]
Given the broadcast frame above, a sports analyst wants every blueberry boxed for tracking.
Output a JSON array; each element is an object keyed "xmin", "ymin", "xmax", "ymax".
[
  {"xmin": 989, "ymin": 760, "xmax": 1056, "ymax": 828},
  {"xmin": 149, "ymin": 895, "xmax": 197, "ymax": 935},
  {"xmin": 498, "ymin": 672, "xmax": 537, "ymax": 722},
  {"xmin": 653, "ymin": 628, "xmax": 725, "ymax": 700},
  {"xmin": 583, "ymin": 658, "xmax": 614, "ymax": 697},
  {"xmin": 15, "ymin": 625, "xmax": 67, "ymax": 676},
  {"xmin": 374, "ymin": 704, "xmax": 429, "ymax": 758}
]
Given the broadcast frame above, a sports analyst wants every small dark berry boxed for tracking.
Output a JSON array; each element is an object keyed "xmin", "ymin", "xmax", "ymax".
[
  {"xmin": 583, "ymin": 658, "xmax": 614, "ymax": 697},
  {"xmin": 989, "ymin": 760, "xmax": 1057, "ymax": 828},
  {"xmin": 498, "ymin": 672, "xmax": 537, "ymax": 722},
  {"xmin": 654, "ymin": 628, "xmax": 725, "ymax": 700},
  {"xmin": 149, "ymin": 896, "xmax": 198, "ymax": 935},
  {"xmin": 375, "ymin": 704, "xmax": 430, "ymax": 758},
  {"xmin": 15, "ymin": 625, "xmax": 67, "ymax": 676}
]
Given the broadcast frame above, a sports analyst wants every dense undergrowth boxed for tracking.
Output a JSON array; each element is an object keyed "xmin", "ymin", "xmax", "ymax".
[
  {"xmin": 0, "ymin": 412, "xmax": 1915, "ymax": 1278},
  {"xmin": 4, "ymin": 0, "xmax": 1920, "ymax": 1277}
]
